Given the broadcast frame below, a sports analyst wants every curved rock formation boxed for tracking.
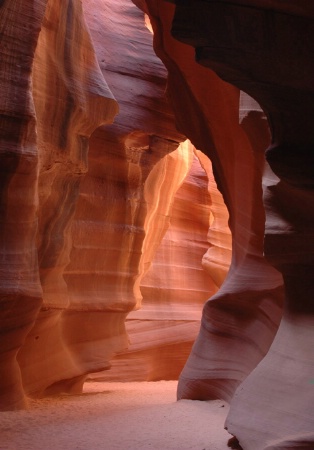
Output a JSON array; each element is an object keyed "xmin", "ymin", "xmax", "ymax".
[
  {"xmin": 34, "ymin": 0, "xmax": 184, "ymax": 397},
  {"xmin": 164, "ymin": 0, "xmax": 314, "ymax": 448},
  {"xmin": 139, "ymin": 0, "xmax": 283, "ymax": 405},
  {"xmin": 0, "ymin": 0, "xmax": 46, "ymax": 410},
  {"xmin": 0, "ymin": 0, "xmax": 118, "ymax": 408},
  {"xmin": 2, "ymin": 0, "xmax": 227, "ymax": 408},
  {"xmin": 95, "ymin": 146, "xmax": 230, "ymax": 381},
  {"xmin": 2, "ymin": 6, "xmax": 312, "ymax": 450}
]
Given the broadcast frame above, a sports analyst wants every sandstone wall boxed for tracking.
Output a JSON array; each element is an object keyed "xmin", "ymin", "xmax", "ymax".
[
  {"xmin": 139, "ymin": 0, "xmax": 283, "ymax": 406},
  {"xmin": 0, "ymin": 0, "xmax": 47, "ymax": 411},
  {"xmin": 0, "ymin": 0, "xmax": 231, "ymax": 409},
  {"xmin": 161, "ymin": 1, "xmax": 314, "ymax": 449},
  {"xmin": 2, "ymin": 5, "xmax": 309, "ymax": 449},
  {"xmin": 93, "ymin": 147, "xmax": 230, "ymax": 381},
  {"xmin": 0, "ymin": 0, "xmax": 120, "ymax": 408}
]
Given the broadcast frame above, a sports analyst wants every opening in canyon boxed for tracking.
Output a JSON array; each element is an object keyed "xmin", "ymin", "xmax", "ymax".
[
  {"xmin": 87, "ymin": 141, "xmax": 231, "ymax": 383},
  {"xmin": 2, "ymin": 0, "xmax": 314, "ymax": 449}
]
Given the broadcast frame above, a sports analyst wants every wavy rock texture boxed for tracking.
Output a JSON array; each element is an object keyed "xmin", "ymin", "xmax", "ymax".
[
  {"xmin": 0, "ymin": 0, "xmax": 47, "ymax": 411},
  {"xmin": 139, "ymin": 0, "xmax": 283, "ymax": 405},
  {"xmin": 62, "ymin": 0, "xmax": 204, "ymax": 385},
  {"xmin": 3, "ymin": 7, "xmax": 311, "ymax": 450},
  {"xmin": 18, "ymin": 0, "xmax": 120, "ymax": 399},
  {"xmin": 0, "ymin": 0, "xmax": 118, "ymax": 408},
  {"xmin": 165, "ymin": 0, "xmax": 314, "ymax": 449},
  {"xmin": 95, "ymin": 148, "xmax": 230, "ymax": 381},
  {"xmin": 1, "ymin": 0, "xmax": 230, "ymax": 409}
]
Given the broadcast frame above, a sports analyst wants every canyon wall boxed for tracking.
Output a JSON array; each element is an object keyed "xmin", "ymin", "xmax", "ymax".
[
  {"xmin": 1, "ymin": 2, "xmax": 312, "ymax": 450},
  {"xmin": 152, "ymin": 0, "xmax": 313, "ymax": 449},
  {"xmin": 0, "ymin": 0, "xmax": 47, "ymax": 411},
  {"xmin": 0, "ymin": 0, "xmax": 230, "ymax": 409},
  {"xmin": 139, "ymin": 0, "xmax": 283, "ymax": 406},
  {"xmin": 94, "ymin": 149, "xmax": 230, "ymax": 381},
  {"xmin": 0, "ymin": 0, "xmax": 118, "ymax": 408}
]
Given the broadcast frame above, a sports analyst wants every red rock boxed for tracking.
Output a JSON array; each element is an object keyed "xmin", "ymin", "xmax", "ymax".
[
  {"xmin": 2, "ymin": 7, "xmax": 312, "ymax": 450},
  {"xmin": 138, "ymin": 0, "xmax": 283, "ymax": 405},
  {"xmin": 94, "ymin": 146, "xmax": 230, "ymax": 381},
  {"xmin": 2, "ymin": 0, "xmax": 223, "ymax": 407},
  {"xmin": 167, "ymin": 0, "xmax": 314, "ymax": 448},
  {"xmin": 0, "ymin": 0, "xmax": 49, "ymax": 410}
]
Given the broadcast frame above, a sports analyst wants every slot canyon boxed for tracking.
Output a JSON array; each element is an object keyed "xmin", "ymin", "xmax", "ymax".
[{"xmin": 0, "ymin": 1, "xmax": 313, "ymax": 449}]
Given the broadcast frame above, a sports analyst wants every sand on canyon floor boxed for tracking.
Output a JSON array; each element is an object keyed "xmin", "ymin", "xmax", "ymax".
[{"xmin": 0, "ymin": 381, "xmax": 231, "ymax": 450}]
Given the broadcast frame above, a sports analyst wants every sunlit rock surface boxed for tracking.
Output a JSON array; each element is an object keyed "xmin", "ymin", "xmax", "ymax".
[
  {"xmin": 0, "ymin": 0, "xmax": 119, "ymax": 408},
  {"xmin": 95, "ymin": 149, "xmax": 230, "ymax": 381},
  {"xmin": 2, "ymin": 3, "xmax": 312, "ymax": 448},
  {"xmin": 0, "ymin": 0, "xmax": 230, "ymax": 409},
  {"xmin": 139, "ymin": 0, "xmax": 283, "ymax": 405},
  {"xmin": 164, "ymin": 0, "xmax": 314, "ymax": 449}
]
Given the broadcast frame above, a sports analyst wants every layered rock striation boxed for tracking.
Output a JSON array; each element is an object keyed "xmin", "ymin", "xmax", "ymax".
[
  {"xmin": 2, "ymin": 4, "xmax": 311, "ymax": 449},
  {"xmin": 0, "ymin": 0, "xmax": 119, "ymax": 408},
  {"xmin": 95, "ymin": 147, "xmax": 230, "ymax": 381},
  {"xmin": 163, "ymin": 0, "xmax": 314, "ymax": 448},
  {"xmin": 139, "ymin": 0, "xmax": 283, "ymax": 406},
  {"xmin": 0, "ymin": 0, "xmax": 47, "ymax": 411},
  {"xmin": 0, "ymin": 0, "xmax": 230, "ymax": 409}
]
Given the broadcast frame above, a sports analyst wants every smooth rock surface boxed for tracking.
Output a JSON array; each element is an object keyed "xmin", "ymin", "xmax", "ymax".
[
  {"xmin": 139, "ymin": 0, "xmax": 283, "ymax": 405},
  {"xmin": 2, "ymin": 4, "xmax": 312, "ymax": 450},
  {"xmin": 0, "ymin": 0, "xmax": 231, "ymax": 408},
  {"xmin": 95, "ymin": 150, "xmax": 230, "ymax": 381},
  {"xmin": 166, "ymin": 0, "xmax": 314, "ymax": 448}
]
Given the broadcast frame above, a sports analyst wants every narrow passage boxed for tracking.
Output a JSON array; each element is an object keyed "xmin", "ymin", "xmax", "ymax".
[{"xmin": 1, "ymin": 381, "xmax": 230, "ymax": 450}]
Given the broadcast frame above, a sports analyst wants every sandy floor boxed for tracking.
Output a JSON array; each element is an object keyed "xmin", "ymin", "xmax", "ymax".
[{"xmin": 0, "ymin": 381, "xmax": 231, "ymax": 450}]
